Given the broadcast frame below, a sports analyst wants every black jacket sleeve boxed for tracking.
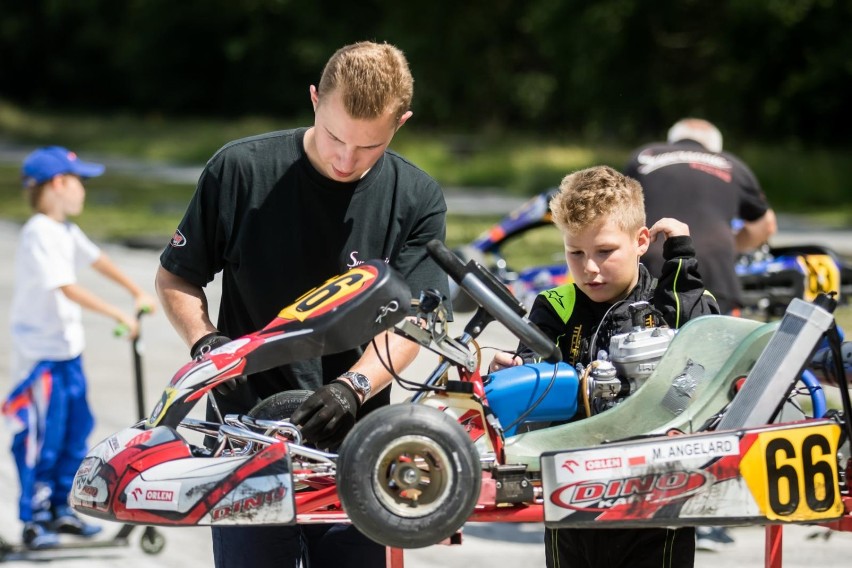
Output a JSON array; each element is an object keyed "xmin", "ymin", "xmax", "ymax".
[
  {"xmin": 514, "ymin": 294, "xmax": 567, "ymax": 363},
  {"xmin": 653, "ymin": 235, "xmax": 721, "ymax": 328}
]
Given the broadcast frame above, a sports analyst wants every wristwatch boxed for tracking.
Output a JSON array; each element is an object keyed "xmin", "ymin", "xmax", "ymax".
[{"xmin": 337, "ymin": 371, "xmax": 372, "ymax": 401}]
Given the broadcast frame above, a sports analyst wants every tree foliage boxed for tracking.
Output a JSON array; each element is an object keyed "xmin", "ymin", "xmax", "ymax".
[{"xmin": 0, "ymin": 0, "xmax": 849, "ymax": 144}]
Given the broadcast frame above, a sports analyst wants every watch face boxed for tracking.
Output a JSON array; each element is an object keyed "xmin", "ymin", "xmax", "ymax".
[{"xmin": 344, "ymin": 372, "xmax": 371, "ymax": 394}]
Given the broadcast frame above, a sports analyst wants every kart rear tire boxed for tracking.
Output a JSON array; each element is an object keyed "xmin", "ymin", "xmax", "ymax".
[
  {"xmin": 247, "ymin": 390, "xmax": 313, "ymax": 420},
  {"xmin": 337, "ymin": 404, "xmax": 481, "ymax": 549}
]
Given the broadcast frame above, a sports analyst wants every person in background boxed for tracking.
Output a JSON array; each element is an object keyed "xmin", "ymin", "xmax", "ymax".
[
  {"xmin": 3, "ymin": 146, "xmax": 156, "ymax": 549},
  {"xmin": 490, "ymin": 165, "xmax": 719, "ymax": 568},
  {"xmin": 155, "ymin": 41, "xmax": 451, "ymax": 568},
  {"xmin": 625, "ymin": 118, "xmax": 777, "ymax": 316}
]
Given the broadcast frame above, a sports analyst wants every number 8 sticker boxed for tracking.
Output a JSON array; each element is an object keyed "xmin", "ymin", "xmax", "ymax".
[{"xmin": 740, "ymin": 423, "xmax": 843, "ymax": 521}]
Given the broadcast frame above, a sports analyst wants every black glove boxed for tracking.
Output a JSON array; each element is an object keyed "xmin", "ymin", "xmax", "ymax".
[
  {"xmin": 290, "ymin": 382, "xmax": 360, "ymax": 451},
  {"xmin": 190, "ymin": 332, "xmax": 246, "ymax": 395}
]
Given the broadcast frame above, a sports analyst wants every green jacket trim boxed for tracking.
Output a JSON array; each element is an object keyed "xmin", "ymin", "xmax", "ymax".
[
  {"xmin": 540, "ymin": 284, "xmax": 576, "ymax": 325},
  {"xmin": 672, "ymin": 258, "xmax": 683, "ymax": 328}
]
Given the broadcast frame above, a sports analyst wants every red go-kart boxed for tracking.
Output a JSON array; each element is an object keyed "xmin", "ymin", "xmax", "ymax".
[{"xmin": 71, "ymin": 241, "xmax": 852, "ymax": 555}]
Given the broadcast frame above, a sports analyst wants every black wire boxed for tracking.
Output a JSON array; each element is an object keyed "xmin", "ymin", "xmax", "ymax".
[
  {"xmin": 371, "ymin": 334, "xmax": 446, "ymax": 393},
  {"xmin": 826, "ymin": 324, "xmax": 852, "ymax": 445},
  {"xmin": 588, "ymin": 299, "xmax": 626, "ymax": 359}
]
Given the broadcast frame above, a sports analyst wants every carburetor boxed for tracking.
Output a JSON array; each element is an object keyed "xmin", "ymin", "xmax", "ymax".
[{"xmin": 582, "ymin": 301, "xmax": 675, "ymax": 414}]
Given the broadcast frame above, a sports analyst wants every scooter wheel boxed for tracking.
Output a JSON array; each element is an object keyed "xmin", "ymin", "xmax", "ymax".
[
  {"xmin": 140, "ymin": 526, "xmax": 166, "ymax": 555},
  {"xmin": 337, "ymin": 404, "xmax": 481, "ymax": 549}
]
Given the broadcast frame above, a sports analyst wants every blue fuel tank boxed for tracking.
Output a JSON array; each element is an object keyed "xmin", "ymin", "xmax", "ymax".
[{"xmin": 483, "ymin": 362, "xmax": 579, "ymax": 437}]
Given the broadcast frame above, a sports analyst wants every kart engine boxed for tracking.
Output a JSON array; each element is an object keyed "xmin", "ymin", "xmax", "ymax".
[{"xmin": 582, "ymin": 303, "xmax": 675, "ymax": 414}]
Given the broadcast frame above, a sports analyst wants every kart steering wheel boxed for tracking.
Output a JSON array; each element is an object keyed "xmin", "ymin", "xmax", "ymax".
[{"xmin": 427, "ymin": 240, "xmax": 562, "ymax": 364}]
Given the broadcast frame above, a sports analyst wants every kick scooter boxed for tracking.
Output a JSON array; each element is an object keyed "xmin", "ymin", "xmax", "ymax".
[{"xmin": 0, "ymin": 309, "xmax": 165, "ymax": 562}]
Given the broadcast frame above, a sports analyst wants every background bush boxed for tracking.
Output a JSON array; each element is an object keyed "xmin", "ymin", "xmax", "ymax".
[{"xmin": 1, "ymin": 0, "xmax": 850, "ymax": 145}]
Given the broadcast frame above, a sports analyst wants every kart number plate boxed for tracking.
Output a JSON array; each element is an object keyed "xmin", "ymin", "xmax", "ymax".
[
  {"xmin": 279, "ymin": 266, "xmax": 377, "ymax": 322},
  {"xmin": 740, "ymin": 422, "xmax": 843, "ymax": 521}
]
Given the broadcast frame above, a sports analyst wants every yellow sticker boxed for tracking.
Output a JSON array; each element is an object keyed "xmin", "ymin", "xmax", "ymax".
[
  {"xmin": 797, "ymin": 254, "xmax": 840, "ymax": 301},
  {"xmin": 740, "ymin": 423, "xmax": 842, "ymax": 521},
  {"xmin": 278, "ymin": 267, "xmax": 376, "ymax": 322},
  {"xmin": 147, "ymin": 387, "xmax": 178, "ymax": 427}
]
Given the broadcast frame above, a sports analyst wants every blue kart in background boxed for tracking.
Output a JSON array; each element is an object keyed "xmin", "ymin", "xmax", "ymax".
[{"xmin": 450, "ymin": 188, "xmax": 852, "ymax": 317}]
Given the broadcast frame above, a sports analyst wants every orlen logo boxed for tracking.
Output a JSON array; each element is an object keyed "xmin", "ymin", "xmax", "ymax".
[
  {"xmin": 146, "ymin": 490, "xmax": 174, "ymax": 501},
  {"xmin": 585, "ymin": 457, "xmax": 622, "ymax": 471},
  {"xmin": 550, "ymin": 470, "xmax": 710, "ymax": 512},
  {"xmin": 130, "ymin": 488, "xmax": 174, "ymax": 502}
]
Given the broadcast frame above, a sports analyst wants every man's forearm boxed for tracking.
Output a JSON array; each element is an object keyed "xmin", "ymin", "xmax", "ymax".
[
  {"xmin": 155, "ymin": 266, "xmax": 217, "ymax": 349},
  {"xmin": 735, "ymin": 209, "xmax": 777, "ymax": 252}
]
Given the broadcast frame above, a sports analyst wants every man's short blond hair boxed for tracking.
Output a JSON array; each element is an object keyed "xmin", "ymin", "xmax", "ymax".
[
  {"xmin": 550, "ymin": 165, "xmax": 646, "ymax": 235},
  {"xmin": 318, "ymin": 41, "xmax": 414, "ymax": 121}
]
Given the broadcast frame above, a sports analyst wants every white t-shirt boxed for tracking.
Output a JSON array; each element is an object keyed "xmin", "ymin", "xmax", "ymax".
[{"xmin": 10, "ymin": 214, "xmax": 101, "ymax": 363}]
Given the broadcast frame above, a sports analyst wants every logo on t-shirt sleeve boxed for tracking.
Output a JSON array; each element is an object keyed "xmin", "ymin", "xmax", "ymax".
[{"xmin": 169, "ymin": 229, "xmax": 187, "ymax": 248}]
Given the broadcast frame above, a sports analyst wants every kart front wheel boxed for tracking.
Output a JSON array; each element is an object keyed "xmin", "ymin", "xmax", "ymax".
[
  {"xmin": 337, "ymin": 404, "xmax": 481, "ymax": 549},
  {"xmin": 247, "ymin": 389, "xmax": 313, "ymax": 420}
]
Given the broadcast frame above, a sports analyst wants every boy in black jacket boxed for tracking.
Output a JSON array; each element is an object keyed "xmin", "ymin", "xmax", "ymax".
[{"xmin": 490, "ymin": 165, "xmax": 719, "ymax": 568}]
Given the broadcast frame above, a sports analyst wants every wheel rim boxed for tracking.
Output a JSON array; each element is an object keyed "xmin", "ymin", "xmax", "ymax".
[{"xmin": 371, "ymin": 434, "xmax": 455, "ymax": 518}]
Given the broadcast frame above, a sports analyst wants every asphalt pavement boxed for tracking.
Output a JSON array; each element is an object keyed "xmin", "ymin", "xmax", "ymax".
[{"xmin": 1, "ymin": 216, "xmax": 852, "ymax": 567}]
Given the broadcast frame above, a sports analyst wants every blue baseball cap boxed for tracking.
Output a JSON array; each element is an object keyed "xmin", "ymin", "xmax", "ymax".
[{"xmin": 21, "ymin": 146, "xmax": 105, "ymax": 188}]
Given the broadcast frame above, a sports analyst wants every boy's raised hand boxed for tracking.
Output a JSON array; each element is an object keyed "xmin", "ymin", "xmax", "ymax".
[{"xmin": 649, "ymin": 217, "xmax": 690, "ymax": 242}]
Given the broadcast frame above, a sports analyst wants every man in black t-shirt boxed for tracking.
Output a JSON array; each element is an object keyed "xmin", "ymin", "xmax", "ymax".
[
  {"xmin": 156, "ymin": 41, "xmax": 450, "ymax": 568},
  {"xmin": 625, "ymin": 118, "xmax": 777, "ymax": 314}
]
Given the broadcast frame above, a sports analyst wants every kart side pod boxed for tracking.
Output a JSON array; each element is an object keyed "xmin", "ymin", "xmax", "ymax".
[{"xmin": 485, "ymin": 363, "xmax": 579, "ymax": 437}]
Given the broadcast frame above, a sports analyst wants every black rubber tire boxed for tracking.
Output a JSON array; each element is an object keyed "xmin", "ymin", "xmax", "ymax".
[
  {"xmin": 337, "ymin": 404, "xmax": 481, "ymax": 549},
  {"xmin": 247, "ymin": 390, "xmax": 313, "ymax": 420}
]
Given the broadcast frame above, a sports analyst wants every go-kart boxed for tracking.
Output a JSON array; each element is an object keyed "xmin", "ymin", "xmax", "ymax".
[
  {"xmin": 449, "ymin": 188, "xmax": 852, "ymax": 315},
  {"xmin": 739, "ymin": 244, "xmax": 852, "ymax": 318},
  {"xmin": 70, "ymin": 241, "xmax": 852, "ymax": 554}
]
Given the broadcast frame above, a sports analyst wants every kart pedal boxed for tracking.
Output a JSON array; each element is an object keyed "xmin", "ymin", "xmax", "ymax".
[{"xmin": 717, "ymin": 298, "xmax": 834, "ymax": 430}]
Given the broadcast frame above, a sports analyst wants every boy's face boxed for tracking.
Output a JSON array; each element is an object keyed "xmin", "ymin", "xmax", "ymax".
[
  {"xmin": 49, "ymin": 174, "xmax": 86, "ymax": 217},
  {"xmin": 563, "ymin": 216, "xmax": 650, "ymax": 304},
  {"xmin": 306, "ymin": 86, "xmax": 412, "ymax": 182}
]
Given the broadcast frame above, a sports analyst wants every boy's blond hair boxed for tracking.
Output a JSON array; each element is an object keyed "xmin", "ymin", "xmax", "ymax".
[
  {"xmin": 550, "ymin": 165, "xmax": 646, "ymax": 235},
  {"xmin": 318, "ymin": 41, "xmax": 414, "ymax": 121}
]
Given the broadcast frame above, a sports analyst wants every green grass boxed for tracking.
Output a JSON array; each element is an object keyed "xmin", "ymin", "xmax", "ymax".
[{"xmin": 5, "ymin": 98, "xmax": 852, "ymax": 208}]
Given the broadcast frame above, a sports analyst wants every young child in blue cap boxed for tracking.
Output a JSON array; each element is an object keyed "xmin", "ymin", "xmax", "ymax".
[{"xmin": 2, "ymin": 146, "xmax": 156, "ymax": 549}]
